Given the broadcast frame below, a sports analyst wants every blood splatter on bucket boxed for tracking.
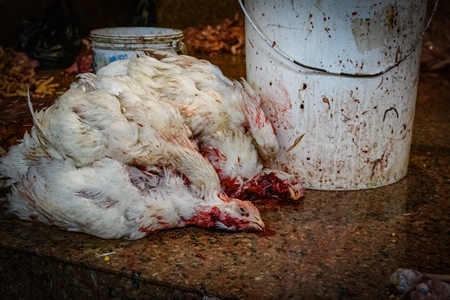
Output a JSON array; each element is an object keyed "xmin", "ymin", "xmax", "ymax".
[{"xmin": 240, "ymin": 0, "xmax": 431, "ymax": 190}]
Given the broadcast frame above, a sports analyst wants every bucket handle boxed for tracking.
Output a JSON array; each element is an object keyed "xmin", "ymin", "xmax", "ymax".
[{"xmin": 239, "ymin": 0, "xmax": 438, "ymax": 77}]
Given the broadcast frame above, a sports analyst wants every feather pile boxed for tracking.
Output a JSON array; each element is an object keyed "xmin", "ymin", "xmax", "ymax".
[
  {"xmin": 183, "ymin": 14, "xmax": 245, "ymax": 55},
  {"xmin": 0, "ymin": 51, "xmax": 305, "ymax": 239}
]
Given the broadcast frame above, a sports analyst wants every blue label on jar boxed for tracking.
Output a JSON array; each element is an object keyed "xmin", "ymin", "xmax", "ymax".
[{"xmin": 109, "ymin": 54, "xmax": 128, "ymax": 63}]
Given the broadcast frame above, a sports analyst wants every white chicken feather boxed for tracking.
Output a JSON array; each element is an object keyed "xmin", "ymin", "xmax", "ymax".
[
  {"xmin": 28, "ymin": 77, "xmax": 223, "ymax": 196},
  {"xmin": 0, "ymin": 51, "xmax": 308, "ymax": 239},
  {"xmin": 0, "ymin": 74, "xmax": 265, "ymax": 238},
  {"xmin": 5, "ymin": 156, "xmax": 263, "ymax": 239},
  {"xmin": 98, "ymin": 52, "xmax": 305, "ymax": 200}
]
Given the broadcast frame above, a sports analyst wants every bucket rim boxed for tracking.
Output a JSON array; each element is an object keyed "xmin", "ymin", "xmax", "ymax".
[
  {"xmin": 90, "ymin": 27, "xmax": 184, "ymax": 40},
  {"xmin": 239, "ymin": 0, "xmax": 438, "ymax": 77}
]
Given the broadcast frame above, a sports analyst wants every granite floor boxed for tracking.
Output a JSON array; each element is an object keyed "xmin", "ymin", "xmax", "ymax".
[{"xmin": 1, "ymin": 45, "xmax": 450, "ymax": 300}]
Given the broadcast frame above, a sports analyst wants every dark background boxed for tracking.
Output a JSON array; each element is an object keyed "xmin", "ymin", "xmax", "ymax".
[{"xmin": 0, "ymin": 0, "xmax": 241, "ymax": 47}]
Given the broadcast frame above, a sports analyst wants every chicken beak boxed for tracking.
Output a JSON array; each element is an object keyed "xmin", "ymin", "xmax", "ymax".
[
  {"xmin": 248, "ymin": 217, "xmax": 265, "ymax": 232},
  {"xmin": 289, "ymin": 187, "xmax": 298, "ymax": 200},
  {"xmin": 289, "ymin": 186, "xmax": 306, "ymax": 201}
]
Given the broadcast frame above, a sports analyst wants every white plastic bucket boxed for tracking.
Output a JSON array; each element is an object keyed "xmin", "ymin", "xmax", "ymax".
[
  {"xmin": 90, "ymin": 27, "xmax": 186, "ymax": 71},
  {"xmin": 241, "ymin": 0, "xmax": 429, "ymax": 190}
]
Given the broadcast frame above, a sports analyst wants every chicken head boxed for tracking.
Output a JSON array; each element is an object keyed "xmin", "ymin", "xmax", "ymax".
[{"xmin": 186, "ymin": 194, "xmax": 265, "ymax": 232}]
